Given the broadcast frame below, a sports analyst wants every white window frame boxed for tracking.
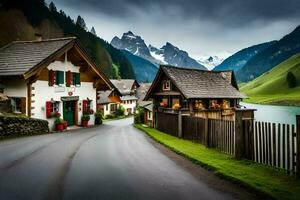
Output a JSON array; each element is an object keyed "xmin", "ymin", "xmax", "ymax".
[{"xmin": 163, "ymin": 80, "xmax": 171, "ymax": 91}]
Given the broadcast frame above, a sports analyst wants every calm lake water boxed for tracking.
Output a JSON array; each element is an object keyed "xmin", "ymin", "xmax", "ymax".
[{"xmin": 241, "ymin": 102, "xmax": 300, "ymax": 125}]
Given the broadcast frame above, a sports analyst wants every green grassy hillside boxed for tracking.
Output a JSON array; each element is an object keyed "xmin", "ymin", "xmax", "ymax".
[{"xmin": 240, "ymin": 52, "xmax": 300, "ymax": 106}]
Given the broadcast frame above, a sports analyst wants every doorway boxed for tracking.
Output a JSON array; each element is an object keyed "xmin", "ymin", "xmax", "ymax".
[{"xmin": 63, "ymin": 100, "xmax": 77, "ymax": 126}]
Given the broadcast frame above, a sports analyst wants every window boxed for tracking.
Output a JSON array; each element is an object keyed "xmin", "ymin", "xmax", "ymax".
[
  {"xmin": 82, "ymin": 100, "xmax": 92, "ymax": 114},
  {"xmin": 106, "ymin": 105, "xmax": 108, "ymax": 111},
  {"xmin": 11, "ymin": 97, "xmax": 26, "ymax": 114},
  {"xmin": 110, "ymin": 104, "xmax": 117, "ymax": 112},
  {"xmin": 49, "ymin": 70, "xmax": 64, "ymax": 86},
  {"xmin": 163, "ymin": 80, "xmax": 171, "ymax": 91},
  {"xmin": 66, "ymin": 71, "xmax": 81, "ymax": 87},
  {"xmin": 46, "ymin": 101, "xmax": 60, "ymax": 118},
  {"xmin": 172, "ymin": 98, "xmax": 179, "ymax": 107}
]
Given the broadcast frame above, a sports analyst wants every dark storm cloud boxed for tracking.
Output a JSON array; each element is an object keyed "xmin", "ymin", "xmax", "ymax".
[{"xmin": 55, "ymin": 0, "xmax": 300, "ymax": 26}]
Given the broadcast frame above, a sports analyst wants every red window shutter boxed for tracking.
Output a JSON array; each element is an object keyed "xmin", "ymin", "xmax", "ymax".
[
  {"xmin": 82, "ymin": 100, "xmax": 88, "ymax": 113},
  {"xmin": 46, "ymin": 101, "xmax": 52, "ymax": 118},
  {"xmin": 48, "ymin": 70, "xmax": 56, "ymax": 86},
  {"xmin": 66, "ymin": 71, "xmax": 72, "ymax": 87}
]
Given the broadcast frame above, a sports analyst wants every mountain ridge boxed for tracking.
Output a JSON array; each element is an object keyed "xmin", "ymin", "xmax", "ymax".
[{"xmin": 111, "ymin": 31, "xmax": 207, "ymax": 70}]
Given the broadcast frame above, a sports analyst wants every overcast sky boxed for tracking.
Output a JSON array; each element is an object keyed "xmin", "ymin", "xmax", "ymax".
[{"xmin": 46, "ymin": 0, "xmax": 300, "ymax": 59}]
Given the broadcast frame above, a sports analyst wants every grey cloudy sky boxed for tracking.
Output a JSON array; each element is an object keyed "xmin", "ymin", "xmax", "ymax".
[{"xmin": 46, "ymin": 0, "xmax": 300, "ymax": 58}]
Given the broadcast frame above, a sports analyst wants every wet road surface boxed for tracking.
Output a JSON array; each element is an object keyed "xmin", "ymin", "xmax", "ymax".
[{"xmin": 0, "ymin": 117, "xmax": 260, "ymax": 200}]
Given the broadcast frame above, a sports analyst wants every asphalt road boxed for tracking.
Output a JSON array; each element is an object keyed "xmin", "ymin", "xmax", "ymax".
[{"xmin": 0, "ymin": 117, "xmax": 259, "ymax": 200}]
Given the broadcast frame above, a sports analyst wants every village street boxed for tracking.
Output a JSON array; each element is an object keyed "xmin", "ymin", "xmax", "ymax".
[{"xmin": 0, "ymin": 117, "xmax": 258, "ymax": 200}]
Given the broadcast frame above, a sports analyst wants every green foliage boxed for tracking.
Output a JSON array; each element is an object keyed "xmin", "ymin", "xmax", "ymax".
[
  {"xmin": 135, "ymin": 124, "xmax": 300, "ymax": 200},
  {"xmin": 81, "ymin": 114, "xmax": 90, "ymax": 121},
  {"xmin": 112, "ymin": 63, "xmax": 121, "ymax": 79},
  {"xmin": 134, "ymin": 106, "xmax": 144, "ymax": 124},
  {"xmin": 76, "ymin": 15, "xmax": 86, "ymax": 30},
  {"xmin": 54, "ymin": 117, "xmax": 64, "ymax": 125},
  {"xmin": 286, "ymin": 72, "xmax": 297, "ymax": 88},
  {"xmin": 0, "ymin": 0, "xmax": 136, "ymax": 79},
  {"xmin": 104, "ymin": 114, "xmax": 115, "ymax": 119},
  {"xmin": 115, "ymin": 105, "xmax": 125, "ymax": 116},
  {"xmin": 94, "ymin": 110, "xmax": 103, "ymax": 125}
]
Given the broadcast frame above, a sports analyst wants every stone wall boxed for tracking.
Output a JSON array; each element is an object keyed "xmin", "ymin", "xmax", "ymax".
[{"xmin": 0, "ymin": 116, "xmax": 49, "ymax": 137}]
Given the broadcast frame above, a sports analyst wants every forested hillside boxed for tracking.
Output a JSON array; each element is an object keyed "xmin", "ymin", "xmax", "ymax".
[{"xmin": 0, "ymin": 0, "xmax": 135, "ymax": 79}]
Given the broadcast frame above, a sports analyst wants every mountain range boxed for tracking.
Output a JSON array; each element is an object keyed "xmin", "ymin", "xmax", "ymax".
[
  {"xmin": 111, "ymin": 31, "xmax": 207, "ymax": 70},
  {"xmin": 214, "ymin": 25, "xmax": 300, "ymax": 84}
]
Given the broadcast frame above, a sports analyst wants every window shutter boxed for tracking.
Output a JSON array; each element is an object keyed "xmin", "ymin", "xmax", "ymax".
[
  {"xmin": 72, "ymin": 73, "xmax": 76, "ymax": 86},
  {"xmin": 48, "ymin": 70, "xmax": 56, "ymax": 86},
  {"xmin": 82, "ymin": 100, "xmax": 88, "ymax": 113},
  {"xmin": 66, "ymin": 71, "xmax": 72, "ymax": 87},
  {"xmin": 75, "ymin": 73, "xmax": 81, "ymax": 85},
  {"xmin": 56, "ymin": 71, "xmax": 64, "ymax": 85},
  {"xmin": 46, "ymin": 101, "xmax": 52, "ymax": 118}
]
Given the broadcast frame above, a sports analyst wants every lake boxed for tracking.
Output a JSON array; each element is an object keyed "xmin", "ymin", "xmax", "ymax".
[{"xmin": 241, "ymin": 102, "xmax": 300, "ymax": 125}]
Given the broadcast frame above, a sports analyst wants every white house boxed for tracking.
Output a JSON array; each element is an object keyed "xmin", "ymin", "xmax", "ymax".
[
  {"xmin": 0, "ymin": 37, "xmax": 113, "ymax": 130},
  {"xmin": 110, "ymin": 79, "xmax": 139, "ymax": 115},
  {"xmin": 97, "ymin": 89, "xmax": 122, "ymax": 116}
]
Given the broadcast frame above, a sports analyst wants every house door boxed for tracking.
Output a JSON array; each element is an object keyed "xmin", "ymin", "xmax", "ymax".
[{"xmin": 63, "ymin": 101, "xmax": 75, "ymax": 126}]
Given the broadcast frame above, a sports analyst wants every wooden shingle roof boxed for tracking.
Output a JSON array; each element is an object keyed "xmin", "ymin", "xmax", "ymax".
[
  {"xmin": 0, "ymin": 37, "xmax": 75, "ymax": 76},
  {"xmin": 110, "ymin": 79, "xmax": 139, "ymax": 95},
  {"xmin": 145, "ymin": 65, "xmax": 246, "ymax": 99}
]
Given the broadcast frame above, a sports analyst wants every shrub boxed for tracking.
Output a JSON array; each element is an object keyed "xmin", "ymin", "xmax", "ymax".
[
  {"xmin": 286, "ymin": 71, "xmax": 297, "ymax": 88},
  {"xmin": 94, "ymin": 110, "xmax": 103, "ymax": 125},
  {"xmin": 81, "ymin": 114, "xmax": 90, "ymax": 121},
  {"xmin": 116, "ymin": 105, "xmax": 125, "ymax": 116},
  {"xmin": 54, "ymin": 118, "xmax": 64, "ymax": 125},
  {"xmin": 134, "ymin": 106, "xmax": 144, "ymax": 124},
  {"xmin": 105, "ymin": 114, "xmax": 115, "ymax": 119}
]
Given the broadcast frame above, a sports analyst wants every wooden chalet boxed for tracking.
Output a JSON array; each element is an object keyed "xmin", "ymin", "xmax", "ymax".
[{"xmin": 144, "ymin": 65, "xmax": 252, "ymax": 124}]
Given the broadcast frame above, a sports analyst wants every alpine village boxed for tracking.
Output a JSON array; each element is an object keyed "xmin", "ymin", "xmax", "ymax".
[{"xmin": 0, "ymin": 0, "xmax": 300, "ymax": 200}]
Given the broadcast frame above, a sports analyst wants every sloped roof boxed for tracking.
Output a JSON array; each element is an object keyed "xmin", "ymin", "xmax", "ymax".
[
  {"xmin": 145, "ymin": 65, "xmax": 246, "ymax": 99},
  {"xmin": 0, "ymin": 37, "xmax": 75, "ymax": 76},
  {"xmin": 97, "ymin": 90, "xmax": 113, "ymax": 104},
  {"xmin": 136, "ymin": 83, "xmax": 152, "ymax": 103},
  {"xmin": 110, "ymin": 79, "xmax": 139, "ymax": 95}
]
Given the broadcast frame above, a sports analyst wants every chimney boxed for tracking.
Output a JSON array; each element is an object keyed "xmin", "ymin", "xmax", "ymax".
[{"xmin": 34, "ymin": 33, "xmax": 43, "ymax": 41}]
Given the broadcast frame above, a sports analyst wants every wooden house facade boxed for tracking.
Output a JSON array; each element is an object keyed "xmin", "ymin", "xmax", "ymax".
[
  {"xmin": 0, "ymin": 37, "xmax": 113, "ymax": 130},
  {"xmin": 144, "ymin": 65, "xmax": 249, "ymax": 124}
]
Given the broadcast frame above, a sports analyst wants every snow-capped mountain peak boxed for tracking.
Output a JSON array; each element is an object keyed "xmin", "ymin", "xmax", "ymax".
[{"xmin": 111, "ymin": 31, "xmax": 207, "ymax": 70}]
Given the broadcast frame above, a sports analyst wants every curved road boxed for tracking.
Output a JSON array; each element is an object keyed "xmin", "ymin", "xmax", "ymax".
[{"xmin": 0, "ymin": 117, "xmax": 259, "ymax": 200}]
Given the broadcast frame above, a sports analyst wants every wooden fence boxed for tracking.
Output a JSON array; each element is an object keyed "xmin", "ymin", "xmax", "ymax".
[
  {"xmin": 156, "ymin": 112, "xmax": 178, "ymax": 137},
  {"xmin": 208, "ymin": 119, "xmax": 235, "ymax": 155},
  {"xmin": 155, "ymin": 111, "xmax": 300, "ymax": 176},
  {"xmin": 254, "ymin": 121, "xmax": 297, "ymax": 173}
]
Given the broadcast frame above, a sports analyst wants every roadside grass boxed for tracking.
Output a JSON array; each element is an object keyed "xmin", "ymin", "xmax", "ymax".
[{"xmin": 134, "ymin": 124, "xmax": 300, "ymax": 200}]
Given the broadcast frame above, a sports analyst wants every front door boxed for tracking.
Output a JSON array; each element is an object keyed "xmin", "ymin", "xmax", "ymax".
[{"xmin": 63, "ymin": 101, "xmax": 75, "ymax": 126}]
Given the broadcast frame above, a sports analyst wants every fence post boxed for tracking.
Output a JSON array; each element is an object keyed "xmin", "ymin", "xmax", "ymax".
[
  {"xmin": 235, "ymin": 110, "xmax": 244, "ymax": 160},
  {"xmin": 178, "ymin": 110, "xmax": 182, "ymax": 138},
  {"xmin": 296, "ymin": 115, "xmax": 300, "ymax": 177},
  {"xmin": 204, "ymin": 114, "xmax": 209, "ymax": 147}
]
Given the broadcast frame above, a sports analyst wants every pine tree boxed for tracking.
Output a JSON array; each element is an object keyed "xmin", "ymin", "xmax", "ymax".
[
  {"xmin": 90, "ymin": 27, "xmax": 97, "ymax": 36},
  {"xmin": 286, "ymin": 71, "xmax": 297, "ymax": 88},
  {"xmin": 49, "ymin": 2, "xmax": 57, "ymax": 12},
  {"xmin": 76, "ymin": 15, "xmax": 87, "ymax": 30}
]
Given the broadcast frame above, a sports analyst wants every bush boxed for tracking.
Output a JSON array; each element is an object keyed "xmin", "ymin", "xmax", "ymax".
[
  {"xmin": 116, "ymin": 105, "xmax": 125, "ymax": 116},
  {"xmin": 134, "ymin": 106, "xmax": 144, "ymax": 124},
  {"xmin": 286, "ymin": 71, "xmax": 297, "ymax": 88},
  {"xmin": 94, "ymin": 111, "xmax": 103, "ymax": 125},
  {"xmin": 105, "ymin": 114, "xmax": 115, "ymax": 119},
  {"xmin": 54, "ymin": 118, "xmax": 64, "ymax": 125},
  {"xmin": 81, "ymin": 114, "xmax": 90, "ymax": 121}
]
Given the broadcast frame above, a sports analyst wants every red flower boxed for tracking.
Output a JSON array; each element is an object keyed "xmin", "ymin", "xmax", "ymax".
[{"xmin": 89, "ymin": 109, "xmax": 94, "ymax": 114}]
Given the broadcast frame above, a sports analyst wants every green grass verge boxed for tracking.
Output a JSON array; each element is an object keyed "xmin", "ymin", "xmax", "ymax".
[
  {"xmin": 134, "ymin": 124, "xmax": 300, "ymax": 200},
  {"xmin": 240, "ymin": 52, "xmax": 300, "ymax": 106}
]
